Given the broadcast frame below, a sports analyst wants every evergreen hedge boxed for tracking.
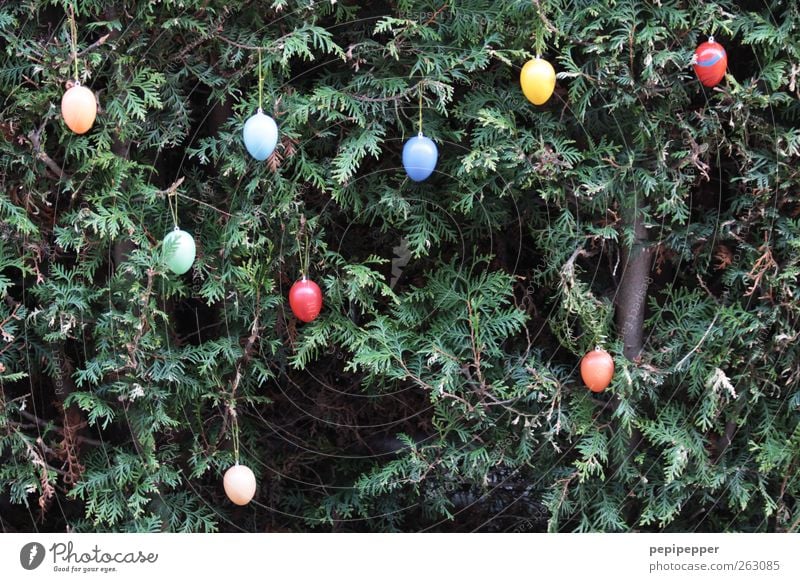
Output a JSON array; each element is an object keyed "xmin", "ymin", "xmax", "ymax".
[{"xmin": 0, "ymin": 0, "xmax": 798, "ymax": 532}]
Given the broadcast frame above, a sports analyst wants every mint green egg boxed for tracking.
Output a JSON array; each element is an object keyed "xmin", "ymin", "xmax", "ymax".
[{"xmin": 162, "ymin": 228, "xmax": 196, "ymax": 275}]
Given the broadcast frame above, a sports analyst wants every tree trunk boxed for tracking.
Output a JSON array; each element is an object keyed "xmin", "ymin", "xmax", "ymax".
[
  {"xmin": 615, "ymin": 206, "xmax": 651, "ymax": 361},
  {"xmin": 615, "ymin": 203, "xmax": 651, "ymax": 526}
]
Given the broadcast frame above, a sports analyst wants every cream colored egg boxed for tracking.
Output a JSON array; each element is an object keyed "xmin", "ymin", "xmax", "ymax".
[
  {"xmin": 61, "ymin": 84, "xmax": 97, "ymax": 134},
  {"xmin": 223, "ymin": 464, "xmax": 257, "ymax": 506}
]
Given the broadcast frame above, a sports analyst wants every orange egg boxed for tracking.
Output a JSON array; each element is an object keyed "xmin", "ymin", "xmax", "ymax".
[
  {"xmin": 580, "ymin": 348, "xmax": 615, "ymax": 393},
  {"xmin": 223, "ymin": 464, "xmax": 257, "ymax": 506},
  {"xmin": 61, "ymin": 85, "xmax": 97, "ymax": 134}
]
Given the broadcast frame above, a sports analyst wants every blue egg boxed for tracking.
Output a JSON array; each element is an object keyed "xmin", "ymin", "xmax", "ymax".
[
  {"xmin": 402, "ymin": 134, "xmax": 438, "ymax": 182},
  {"xmin": 243, "ymin": 109, "xmax": 278, "ymax": 161}
]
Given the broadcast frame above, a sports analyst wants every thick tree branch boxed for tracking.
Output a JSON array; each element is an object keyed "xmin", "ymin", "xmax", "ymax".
[
  {"xmin": 615, "ymin": 207, "xmax": 651, "ymax": 360},
  {"xmin": 16, "ymin": 409, "xmax": 103, "ymax": 447},
  {"xmin": 28, "ymin": 126, "xmax": 67, "ymax": 180},
  {"xmin": 62, "ymin": 33, "xmax": 111, "ymax": 73},
  {"xmin": 615, "ymin": 203, "xmax": 652, "ymax": 524}
]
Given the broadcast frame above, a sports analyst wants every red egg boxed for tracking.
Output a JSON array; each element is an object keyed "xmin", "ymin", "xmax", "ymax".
[
  {"xmin": 288, "ymin": 277, "xmax": 323, "ymax": 323},
  {"xmin": 580, "ymin": 348, "xmax": 615, "ymax": 393},
  {"xmin": 693, "ymin": 39, "xmax": 727, "ymax": 88}
]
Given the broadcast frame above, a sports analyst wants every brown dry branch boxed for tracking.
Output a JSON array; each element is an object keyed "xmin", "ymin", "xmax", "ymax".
[
  {"xmin": 714, "ymin": 244, "xmax": 734, "ymax": 270},
  {"xmin": 59, "ymin": 404, "xmax": 86, "ymax": 487},
  {"xmin": 24, "ymin": 439, "xmax": 55, "ymax": 521},
  {"xmin": 744, "ymin": 238, "xmax": 778, "ymax": 297}
]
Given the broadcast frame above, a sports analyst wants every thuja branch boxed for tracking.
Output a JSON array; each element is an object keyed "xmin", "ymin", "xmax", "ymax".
[
  {"xmin": 674, "ymin": 314, "xmax": 719, "ymax": 372},
  {"xmin": 466, "ymin": 299, "xmax": 486, "ymax": 389},
  {"xmin": 27, "ymin": 125, "xmax": 67, "ymax": 180},
  {"xmin": 15, "ymin": 409, "xmax": 103, "ymax": 447},
  {"xmin": 125, "ymin": 268, "xmax": 155, "ymax": 371},
  {"xmin": 229, "ymin": 307, "xmax": 261, "ymax": 399},
  {"xmin": 63, "ymin": 33, "xmax": 110, "ymax": 66},
  {"xmin": 218, "ymin": 292, "xmax": 261, "ymax": 446}
]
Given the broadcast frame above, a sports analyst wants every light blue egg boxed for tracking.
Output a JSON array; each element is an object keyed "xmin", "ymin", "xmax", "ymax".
[
  {"xmin": 163, "ymin": 228, "xmax": 196, "ymax": 275},
  {"xmin": 402, "ymin": 134, "xmax": 438, "ymax": 182},
  {"xmin": 243, "ymin": 110, "xmax": 278, "ymax": 161}
]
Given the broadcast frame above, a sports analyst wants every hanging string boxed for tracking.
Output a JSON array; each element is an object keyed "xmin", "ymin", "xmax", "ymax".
[
  {"xmin": 257, "ymin": 47, "xmax": 263, "ymax": 113},
  {"xmin": 172, "ymin": 188, "xmax": 179, "ymax": 227},
  {"xmin": 230, "ymin": 406, "xmax": 240, "ymax": 465},
  {"xmin": 297, "ymin": 214, "xmax": 310, "ymax": 278},
  {"xmin": 68, "ymin": 5, "xmax": 79, "ymax": 83},
  {"xmin": 417, "ymin": 83, "xmax": 423, "ymax": 137},
  {"xmin": 166, "ymin": 186, "xmax": 179, "ymax": 228},
  {"xmin": 303, "ymin": 228, "xmax": 310, "ymax": 280}
]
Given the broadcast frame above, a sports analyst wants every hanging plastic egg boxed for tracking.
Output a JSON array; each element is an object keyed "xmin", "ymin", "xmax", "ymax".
[
  {"xmin": 520, "ymin": 57, "xmax": 556, "ymax": 105},
  {"xmin": 402, "ymin": 134, "xmax": 438, "ymax": 182},
  {"xmin": 223, "ymin": 464, "xmax": 257, "ymax": 506},
  {"xmin": 580, "ymin": 348, "xmax": 615, "ymax": 393},
  {"xmin": 162, "ymin": 228, "xmax": 196, "ymax": 275},
  {"xmin": 243, "ymin": 109, "xmax": 278, "ymax": 161},
  {"xmin": 288, "ymin": 277, "xmax": 323, "ymax": 323},
  {"xmin": 61, "ymin": 84, "xmax": 97, "ymax": 134},
  {"xmin": 693, "ymin": 39, "xmax": 727, "ymax": 88}
]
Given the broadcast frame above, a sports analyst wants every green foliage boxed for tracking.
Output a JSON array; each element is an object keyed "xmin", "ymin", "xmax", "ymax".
[{"xmin": 0, "ymin": 0, "xmax": 798, "ymax": 533}]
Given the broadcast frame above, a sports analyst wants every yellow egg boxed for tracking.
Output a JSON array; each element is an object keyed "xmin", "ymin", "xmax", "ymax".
[
  {"xmin": 223, "ymin": 464, "xmax": 257, "ymax": 506},
  {"xmin": 61, "ymin": 84, "xmax": 97, "ymax": 134},
  {"xmin": 520, "ymin": 58, "xmax": 556, "ymax": 105}
]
